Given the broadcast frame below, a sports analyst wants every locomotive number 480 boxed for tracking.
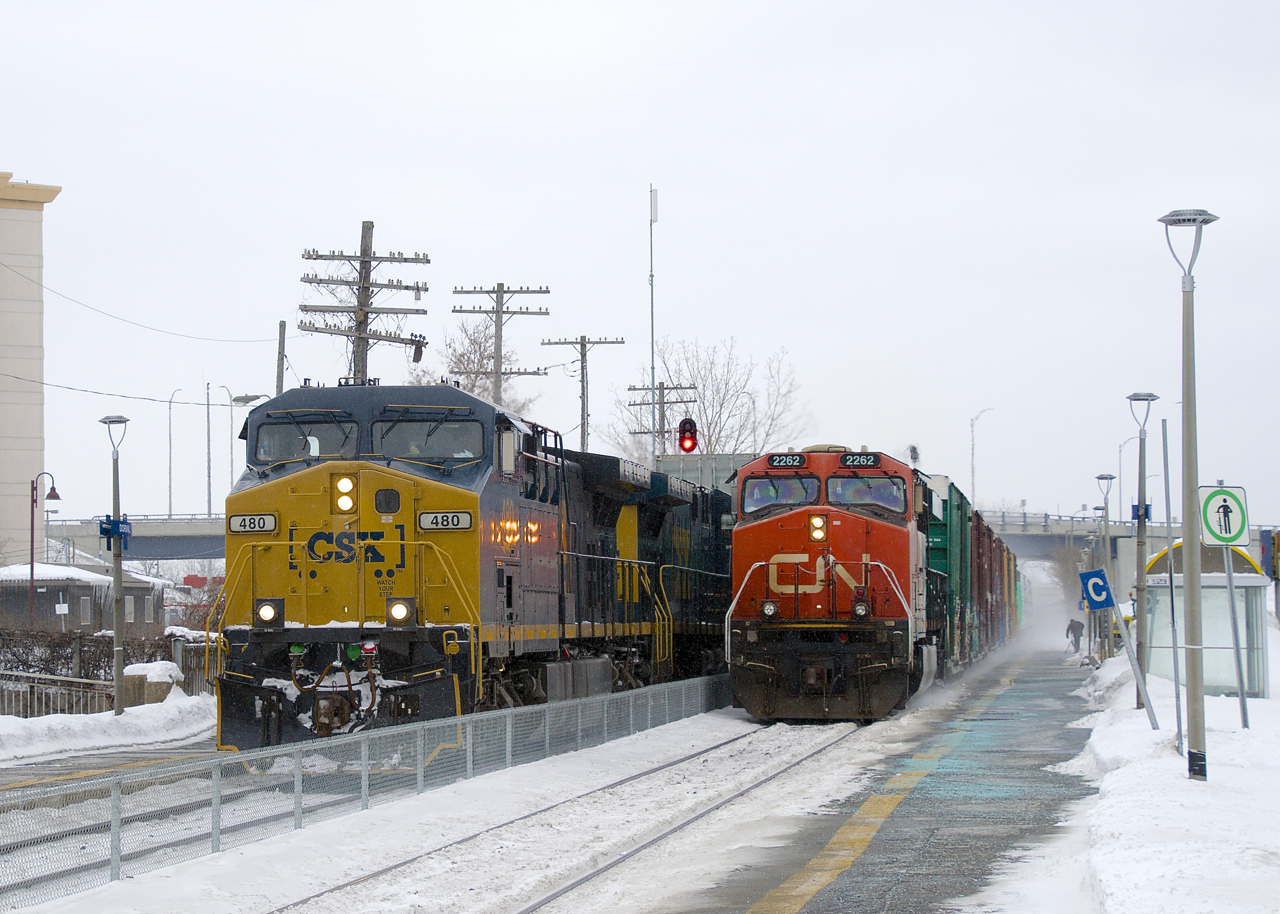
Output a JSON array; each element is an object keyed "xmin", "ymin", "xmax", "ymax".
[
  {"xmin": 228, "ymin": 514, "xmax": 277, "ymax": 533},
  {"xmin": 418, "ymin": 511, "xmax": 474, "ymax": 531}
]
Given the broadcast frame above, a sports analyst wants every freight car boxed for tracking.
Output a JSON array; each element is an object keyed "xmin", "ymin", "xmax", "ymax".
[
  {"xmin": 725, "ymin": 446, "xmax": 1018, "ymax": 721},
  {"xmin": 210, "ymin": 381, "xmax": 731, "ymax": 750}
]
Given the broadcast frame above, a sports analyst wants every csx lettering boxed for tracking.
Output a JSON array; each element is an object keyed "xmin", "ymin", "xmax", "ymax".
[{"xmin": 306, "ymin": 530, "xmax": 386, "ymax": 564}]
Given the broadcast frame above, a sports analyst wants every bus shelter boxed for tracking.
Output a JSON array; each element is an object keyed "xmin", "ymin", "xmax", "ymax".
[{"xmin": 1144, "ymin": 542, "xmax": 1269, "ymax": 699}]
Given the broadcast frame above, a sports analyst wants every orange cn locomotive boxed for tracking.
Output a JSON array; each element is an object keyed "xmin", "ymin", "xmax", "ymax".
[{"xmin": 728, "ymin": 445, "xmax": 997, "ymax": 721}]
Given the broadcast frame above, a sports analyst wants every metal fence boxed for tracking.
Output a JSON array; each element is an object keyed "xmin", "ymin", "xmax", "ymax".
[
  {"xmin": 0, "ymin": 671, "xmax": 113, "ymax": 718},
  {"xmin": 0, "ymin": 674, "xmax": 730, "ymax": 910}
]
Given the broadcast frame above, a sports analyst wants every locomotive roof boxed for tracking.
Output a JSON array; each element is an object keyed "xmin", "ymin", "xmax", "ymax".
[{"xmin": 247, "ymin": 384, "xmax": 505, "ymax": 424}]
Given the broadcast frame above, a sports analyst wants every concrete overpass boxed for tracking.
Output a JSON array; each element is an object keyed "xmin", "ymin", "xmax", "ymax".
[{"xmin": 48, "ymin": 515, "xmax": 225, "ymax": 563}]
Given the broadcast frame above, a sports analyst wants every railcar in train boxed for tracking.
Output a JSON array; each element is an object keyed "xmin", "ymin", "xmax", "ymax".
[
  {"xmin": 726, "ymin": 446, "xmax": 1018, "ymax": 722},
  {"xmin": 210, "ymin": 381, "xmax": 731, "ymax": 750}
]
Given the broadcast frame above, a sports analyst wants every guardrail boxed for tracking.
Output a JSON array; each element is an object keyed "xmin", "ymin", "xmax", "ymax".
[
  {"xmin": 0, "ymin": 674, "xmax": 731, "ymax": 910},
  {"xmin": 0, "ymin": 671, "xmax": 114, "ymax": 718}
]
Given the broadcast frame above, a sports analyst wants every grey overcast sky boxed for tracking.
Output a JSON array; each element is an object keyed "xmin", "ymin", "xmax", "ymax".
[{"xmin": 5, "ymin": 2, "xmax": 1279, "ymax": 529}]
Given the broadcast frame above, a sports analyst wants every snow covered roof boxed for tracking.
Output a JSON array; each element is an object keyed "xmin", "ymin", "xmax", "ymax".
[{"xmin": 0, "ymin": 563, "xmax": 113, "ymax": 585}]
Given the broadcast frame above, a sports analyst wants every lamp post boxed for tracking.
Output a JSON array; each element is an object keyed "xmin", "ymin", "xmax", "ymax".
[
  {"xmin": 100, "ymin": 415, "xmax": 129, "ymax": 716},
  {"xmin": 1068, "ymin": 503, "xmax": 1089, "ymax": 553},
  {"xmin": 1097, "ymin": 474, "xmax": 1115, "ymax": 659},
  {"xmin": 1118, "ymin": 436, "xmax": 1138, "ymax": 526},
  {"xmin": 970, "ymin": 407, "xmax": 993, "ymax": 505},
  {"xmin": 1159, "ymin": 207, "xmax": 1217, "ymax": 781},
  {"xmin": 1128, "ymin": 392, "xmax": 1159, "ymax": 707},
  {"xmin": 29, "ymin": 473, "xmax": 60, "ymax": 629},
  {"xmin": 168, "ymin": 388, "xmax": 183, "ymax": 518},
  {"xmin": 223, "ymin": 391, "xmax": 267, "ymax": 488}
]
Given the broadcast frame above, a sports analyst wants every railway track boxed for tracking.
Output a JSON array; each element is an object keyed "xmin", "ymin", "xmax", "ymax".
[{"xmin": 265, "ymin": 719, "xmax": 865, "ymax": 914}]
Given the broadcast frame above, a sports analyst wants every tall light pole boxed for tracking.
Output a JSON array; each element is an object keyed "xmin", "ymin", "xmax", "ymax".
[
  {"xmin": 1128, "ymin": 392, "xmax": 1159, "ymax": 707},
  {"xmin": 970, "ymin": 407, "xmax": 993, "ymax": 505},
  {"xmin": 168, "ymin": 388, "xmax": 182, "ymax": 518},
  {"xmin": 29, "ymin": 473, "xmax": 60, "ymax": 629},
  {"xmin": 649, "ymin": 185, "xmax": 658, "ymax": 468},
  {"xmin": 221, "ymin": 389, "xmax": 267, "ymax": 488},
  {"xmin": 1097, "ymin": 474, "xmax": 1115, "ymax": 659},
  {"xmin": 1118, "ymin": 436, "xmax": 1138, "ymax": 525},
  {"xmin": 205, "ymin": 383, "xmax": 212, "ymax": 516},
  {"xmin": 1159, "ymin": 207, "xmax": 1217, "ymax": 781},
  {"xmin": 100, "ymin": 415, "xmax": 129, "ymax": 716}
]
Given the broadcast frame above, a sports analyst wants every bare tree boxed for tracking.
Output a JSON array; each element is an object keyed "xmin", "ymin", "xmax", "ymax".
[
  {"xmin": 407, "ymin": 317, "xmax": 538, "ymax": 416},
  {"xmin": 603, "ymin": 336, "xmax": 806, "ymax": 458}
]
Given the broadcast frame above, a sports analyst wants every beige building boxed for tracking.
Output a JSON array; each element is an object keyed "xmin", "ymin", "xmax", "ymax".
[{"xmin": 0, "ymin": 173, "xmax": 61, "ymax": 567}]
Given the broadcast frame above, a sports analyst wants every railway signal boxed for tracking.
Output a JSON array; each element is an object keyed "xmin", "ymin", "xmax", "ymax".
[{"xmin": 677, "ymin": 417, "xmax": 697, "ymax": 453}]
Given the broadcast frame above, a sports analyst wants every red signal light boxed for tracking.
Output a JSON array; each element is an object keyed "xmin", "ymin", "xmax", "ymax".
[{"xmin": 677, "ymin": 417, "xmax": 698, "ymax": 453}]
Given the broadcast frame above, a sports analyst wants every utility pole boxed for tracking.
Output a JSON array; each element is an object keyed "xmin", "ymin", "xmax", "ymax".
[
  {"xmin": 542, "ymin": 335, "xmax": 625, "ymax": 451},
  {"xmin": 299, "ymin": 221, "xmax": 431, "ymax": 384},
  {"xmin": 275, "ymin": 320, "xmax": 286, "ymax": 396},
  {"xmin": 649, "ymin": 185, "xmax": 658, "ymax": 468},
  {"xmin": 628, "ymin": 381, "xmax": 695, "ymax": 457},
  {"xmin": 452, "ymin": 283, "xmax": 550, "ymax": 406}
]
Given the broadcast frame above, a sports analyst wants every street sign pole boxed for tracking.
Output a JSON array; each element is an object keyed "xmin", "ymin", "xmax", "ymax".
[
  {"xmin": 1200, "ymin": 484, "xmax": 1250, "ymax": 729},
  {"xmin": 1079, "ymin": 569, "xmax": 1159, "ymax": 730}
]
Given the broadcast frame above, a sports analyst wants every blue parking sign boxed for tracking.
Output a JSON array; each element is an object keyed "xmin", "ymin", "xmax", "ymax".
[{"xmin": 1079, "ymin": 569, "xmax": 1116, "ymax": 610}]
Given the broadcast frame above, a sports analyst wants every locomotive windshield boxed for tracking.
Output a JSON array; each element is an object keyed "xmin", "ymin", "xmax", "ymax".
[
  {"xmin": 374, "ymin": 419, "xmax": 484, "ymax": 462},
  {"xmin": 255, "ymin": 420, "xmax": 359, "ymax": 462},
  {"xmin": 827, "ymin": 475, "xmax": 907, "ymax": 513},
  {"xmin": 742, "ymin": 476, "xmax": 819, "ymax": 514}
]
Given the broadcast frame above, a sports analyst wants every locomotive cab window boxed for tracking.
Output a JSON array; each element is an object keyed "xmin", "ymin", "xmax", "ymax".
[
  {"xmin": 741, "ymin": 476, "xmax": 819, "ymax": 514},
  {"xmin": 827, "ymin": 475, "xmax": 907, "ymax": 513},
  {"xmin": 255, "ymin": 421, "xmax": 358, "ymax": 462},
  {"xmin": 374, "ymin": 419, "xmax": 483, "ymax": 463}
]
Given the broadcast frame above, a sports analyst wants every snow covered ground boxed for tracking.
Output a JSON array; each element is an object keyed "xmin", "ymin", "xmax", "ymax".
[
  {"xmin": 3, "ymin": 602, "xmax": 1277, "ymax": 912},
  {"xmin": 954, "ymin": 612, "xmax": 1280, "ymax": 914},
  {"xmin": 0, "ymin": 688, "xmax": 214, "ymax": 765}
]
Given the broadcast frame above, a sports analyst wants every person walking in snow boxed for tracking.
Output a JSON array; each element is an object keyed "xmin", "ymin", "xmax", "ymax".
[{"xmin": 1066, "ymin": 618, "xmax": 1084, "ymax": 653}]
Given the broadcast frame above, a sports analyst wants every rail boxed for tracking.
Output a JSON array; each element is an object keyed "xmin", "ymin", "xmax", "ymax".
[{"xmin": 0, "ymin": 674, "xmax": 730, "ymax": 910}]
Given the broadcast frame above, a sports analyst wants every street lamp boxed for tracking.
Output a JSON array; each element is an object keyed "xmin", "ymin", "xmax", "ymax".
[
  {"xmin": 222, "ymin": 390, "xmax": 267, "ymax": 488},
  {"xmin": 168, "ymin": 388, "xmax": 183, "ymax": 518},
  {"xmin": 970, "ymin": 407, "xmax": 994, "ymax": 506},
  {"xmin": 1118, "ymin": 436, "xmax": 1138, "ymax": 526},
  {"xmin": 29, "ymin": 473, "xmax": 60, "ymax": 629},
  {"xmin": 1068, "ymin": 503, "xmax": 1089, "ymax": 552},
  {"xmin": 100, "ymin": 415, "xmax": 129, "ymax": 716},
  {"xmin": 1159, "ymin": 207, "xmax": 1217, "ymax": 781},
  {"xmin": 1097, "ymin": 474, "xmax": 1115, "ymax": 659},
  {"xmin": 1128, "ymin": 392, "xmax": 1159, "ymax": 707}
]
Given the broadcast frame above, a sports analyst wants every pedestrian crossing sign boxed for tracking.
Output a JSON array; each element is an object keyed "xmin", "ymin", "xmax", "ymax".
[{"xmin": 1200, "ymin": 486, "xmax": 1249, "ymax": 547}]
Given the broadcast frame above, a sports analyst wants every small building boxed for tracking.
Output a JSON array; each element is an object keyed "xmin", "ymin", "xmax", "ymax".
[
  {"xmin": 1144, "ymin": 542, "xmax": 1269, "ymax": 699},
  {"xmin": 0, "ymin": 563, "xmax": 168, "ymax": 636}
]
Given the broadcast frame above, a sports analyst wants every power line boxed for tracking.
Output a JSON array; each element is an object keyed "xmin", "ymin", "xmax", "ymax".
[
  {"xmin": 0, "ymin": 260, "xmax": 288, "ymax": 343},
  {"xmin": 0, "ymin": 371, "xmax": 228, "ymax": 407}
]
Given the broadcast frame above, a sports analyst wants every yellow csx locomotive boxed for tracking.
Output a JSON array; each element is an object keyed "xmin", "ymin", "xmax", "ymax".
[{"xmin": 212, "ymin": 381, "xmax": 731, "ymax": 750}]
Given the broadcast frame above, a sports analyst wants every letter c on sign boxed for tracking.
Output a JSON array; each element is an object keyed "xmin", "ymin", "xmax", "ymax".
[{"xmin": 1088, "ymin": 577, "xmax": 1106, "ymax": 603}]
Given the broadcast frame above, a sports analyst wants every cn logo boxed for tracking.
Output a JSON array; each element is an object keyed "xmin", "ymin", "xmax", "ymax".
[{"xmin": 767, "ymin": 553, "xmax": 863, "ymax": 594}]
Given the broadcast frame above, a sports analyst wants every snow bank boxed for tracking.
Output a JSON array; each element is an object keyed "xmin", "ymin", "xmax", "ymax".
[
  {"xmin": 958, "ymin": 614, "xmax": 1280, "ymax": 914},
  {"xmin": 123, "ymin": 661, "xmax": 184, "ymax": 683},
  {"xmin": 0, "ymin": 691, "xmax": 215, "ymax": 763}
]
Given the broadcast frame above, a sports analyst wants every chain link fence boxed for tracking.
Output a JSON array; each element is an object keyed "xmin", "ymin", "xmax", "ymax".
[{"xmin": 0, "ymin": 674, "xmax": 730, "ymax": 909}]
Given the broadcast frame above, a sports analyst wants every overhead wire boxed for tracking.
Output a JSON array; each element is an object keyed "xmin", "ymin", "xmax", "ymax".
[
  {"xmin": 1, "ymin": 371, "xmax": 233, "ymax": 407},
  {"xmin": 0, "ymin": 260, "xmax": 297, "ymax": 344}
]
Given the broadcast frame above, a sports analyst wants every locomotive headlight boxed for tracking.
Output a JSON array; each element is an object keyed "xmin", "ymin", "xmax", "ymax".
[
  {"xmin": 808, "ymin": 514, "xmax": 827, "ymax": 542},
  {"xmin": 853, "ymin": 601, "xmax": 871, "ymax": 618},
  {"xmin": 761, "ymin": 601, "xmax": 780, "ymax": 618},
  {"xmin": 334, "ymin": 476, "xmax": 357, "ymax": 513},
  {"xmin": 254, "ymin": 598, "xmax": 285, "ymax": 628},
  {"xmin": 386, "ymin": 596, "xmax": 417, "ymax": 627}
]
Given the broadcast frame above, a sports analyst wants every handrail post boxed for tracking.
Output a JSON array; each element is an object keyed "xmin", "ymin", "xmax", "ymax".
[{"xmin": 110, "ymin": 779, "xmax": 122, "ymax": 880}]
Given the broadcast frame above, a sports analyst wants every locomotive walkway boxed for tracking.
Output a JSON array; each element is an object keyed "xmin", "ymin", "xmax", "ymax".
[{"xmin": 710, "ymin": 648, "xmax": 1097, "ymax": 913}]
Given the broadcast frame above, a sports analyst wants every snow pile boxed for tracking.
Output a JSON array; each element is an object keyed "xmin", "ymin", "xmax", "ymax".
[
  {"xmin": 123, "ymin": 660, "xmax": 184, "ymax": 683},
  {"xmin": 0, "ymin": 690, "xmax": 214, "ymax": 764},
  {"xmin": 959, "ymin": 616, "xmax": 1280, "ymax": 914}
]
